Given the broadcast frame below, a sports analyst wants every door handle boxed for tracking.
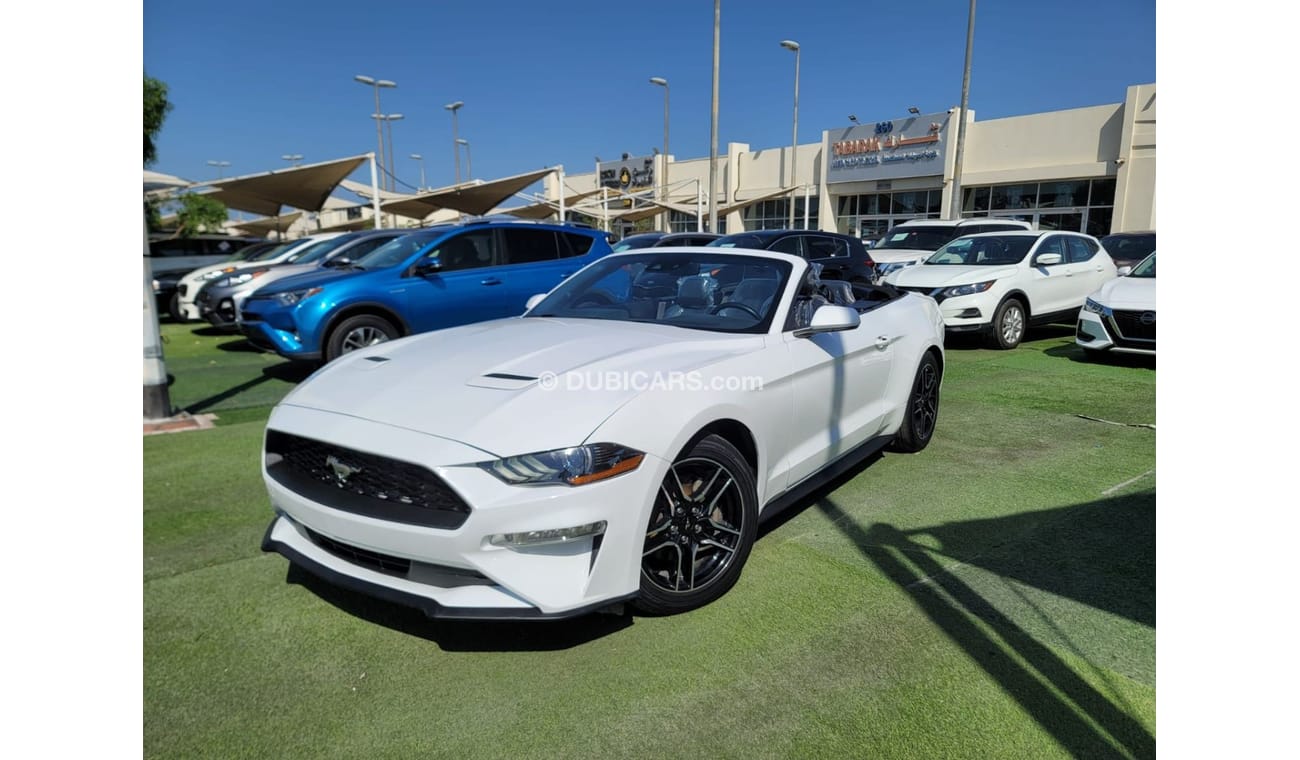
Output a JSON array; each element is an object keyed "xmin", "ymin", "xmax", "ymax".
[
  {"xmin": 481, "ymin": 277, "xmax": 503, "ymax": 286},
  {"xmin": 875, "ymin": 335, "xmax": 900, "ymax": 349}
]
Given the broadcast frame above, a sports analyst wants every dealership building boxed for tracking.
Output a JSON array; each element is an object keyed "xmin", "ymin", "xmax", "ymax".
[{"xmin": 544, "ymin": 82, "xmax": 1155, "ymax": 239}]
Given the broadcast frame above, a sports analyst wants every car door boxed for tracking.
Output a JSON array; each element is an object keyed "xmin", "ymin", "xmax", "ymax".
[
  {"xmin": 395, "ymin": 228, "xmax": 505, "ymax": 331},
  {"xmin": 1065, "ymin": 235, "xmax": 1113, "ymax": 304},
  {"xmin": 1025, "ymin": 234, "xmax": 1076, "ymax": 316},
  {"xmin": 779, "ymin": 298, "xmax": 898, "ymax": 488},
  {"xmin": 499, "ymin": 228, "xmax": 575, "ymax": 312}
]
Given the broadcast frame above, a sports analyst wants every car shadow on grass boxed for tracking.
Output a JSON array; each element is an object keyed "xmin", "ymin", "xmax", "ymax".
[
  {"xmin": 943, "ymin": 323, "xmax": 1075, "ymax": 351},
  {"xmin": 285, "ymin": 564, "xmax": 633, "ymax": 651},
  {"xmin": 1045, "ymin": 342, "xmax": 1156, "ymax": 370},
  {"xmin": 216, "ymin": 338, "xmax": 262, "ymax": 353},
  {"xmin": 817, "ymin": 491, "xmax": 1155, "ymax": 758}
]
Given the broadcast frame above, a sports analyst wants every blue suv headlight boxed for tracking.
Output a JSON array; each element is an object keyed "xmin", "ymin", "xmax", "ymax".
[{"xmin": 275, "ymin": 287, "xmax": 322, "ymax": 307}]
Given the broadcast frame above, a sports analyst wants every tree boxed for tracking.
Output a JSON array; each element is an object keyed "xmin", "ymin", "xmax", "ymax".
[
  {"xmin": 174, "ymin": 193, "xmax": 228, "ymax": 237},
  {"xmin": 144, "ymin": 75, "xmax": 172, "ymax": 167}
]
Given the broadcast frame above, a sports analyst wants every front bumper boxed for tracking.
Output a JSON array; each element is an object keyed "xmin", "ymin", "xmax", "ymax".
[
  {"xmin": 260, "ymin": 404, "xmax": 666, "ymax": 618},
  {"xmin": 1075, "ymin": 309, "xmax": 1156, "ymax": 355}
]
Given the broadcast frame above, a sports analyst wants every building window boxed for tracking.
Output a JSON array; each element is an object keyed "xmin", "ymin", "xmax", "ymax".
[
  {"xmin": 961, "ymin": 178, "xmax": 1116, "ymax": 236},
  {"xmin": 835, "ymin": 189, "xmax": 941, "ymax": 238},
  {"xmin": 742, "ymin": 196, "xmax": 819, "ymax": 231},
  {"xmin": 669, "ymin": 210, "xmax": 698, "ymax": 233}
]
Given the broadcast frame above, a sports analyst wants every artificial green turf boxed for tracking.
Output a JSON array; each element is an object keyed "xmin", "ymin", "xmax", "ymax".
[{"xmin": 144, "ymin": 328, "xmax": 1155, "ymax": 759}]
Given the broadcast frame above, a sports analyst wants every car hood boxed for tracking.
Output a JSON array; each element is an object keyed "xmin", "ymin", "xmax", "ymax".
[
  {"xmin": 278, "ymin": 317, "xmax": 765, "ymax": 457},
  {"xmin": 1091, "ymin": 275, "xmax": 1155, "ymax": 310},
  {"xmin": 870, "ymin": 247, "xmax": 938, "ymax": 265},
  {"xmin": 888, "ymin": 264, "xmax": 1019, "ymax": 288},
  {"xmin": 255, "ymin": 266, "xmax": 369, "ymax": 295}
]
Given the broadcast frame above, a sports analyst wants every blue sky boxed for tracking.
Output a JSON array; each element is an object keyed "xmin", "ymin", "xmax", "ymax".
[{"xmin": 144, "ymin": 0, "xmax": 1155, "ymax": 197}]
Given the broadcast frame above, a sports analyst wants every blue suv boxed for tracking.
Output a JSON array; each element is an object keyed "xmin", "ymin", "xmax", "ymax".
[{"xmin": 238, "ymin": 219, "xmax": 613, "ymax": 362}]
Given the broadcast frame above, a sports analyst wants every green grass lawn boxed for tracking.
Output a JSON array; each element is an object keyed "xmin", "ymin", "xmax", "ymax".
[{"xmin": 144, "ymin": 322, "xmax": 1155, "ymax": 759}]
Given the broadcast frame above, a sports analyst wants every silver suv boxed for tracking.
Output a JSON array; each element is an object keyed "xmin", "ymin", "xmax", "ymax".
[{"xmin": 872, "ymin": 218, "xmax": 1033, "ymax": 281}]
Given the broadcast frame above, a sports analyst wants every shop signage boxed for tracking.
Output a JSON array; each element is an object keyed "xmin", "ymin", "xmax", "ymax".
[
  {"xmin": 826, "ymin": 112, "xmax": 952, "ymax": 184},
  {"xmin": 598, "ymin": 155, "xmax": 655, "ymax": 192}
]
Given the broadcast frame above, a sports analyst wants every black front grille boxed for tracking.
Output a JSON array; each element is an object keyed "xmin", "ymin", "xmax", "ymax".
[
  {"xmin": 266, "ymin": 430, "xmax": 472, "ymax": 529},
  {"xmin": 306, "ymin": 526, "xmax": 411, "ymax": 577},
  {"xmin": 1110, "ymin": 310, "xmax": 1156, "ymax": 341}
]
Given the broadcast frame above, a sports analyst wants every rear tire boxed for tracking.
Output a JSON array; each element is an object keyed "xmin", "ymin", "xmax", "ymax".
[
  {"xmin": 890, "ymin": 351, "xmax": 941, "ymax": 453},
  {"xmin": 168, "ymin": 292, "xmax": 186, "ymax": 323},
  {"xmin": 325, "ymin": 314, "xmax": 398, "ymax": 362},
  {"xmin": 634, "ymin": 434, "xmax": 758, "ymax": 615}
]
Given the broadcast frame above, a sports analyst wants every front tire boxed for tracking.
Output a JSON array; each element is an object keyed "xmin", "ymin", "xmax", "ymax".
[
  {"xmin": 168, "ymin": 292, "xmax": 186, "ymax": 323},
  {"xmin": 635, "ymin": 435, "xmax": 758, "ymax": 615},
  {"xmin": 890, "ymin": 351, "xmax": 941, "ymax": 453},
  {"xmin": 325, "ymin": 314, "xmax": 398, "ymax": 362},
  {"xmin": 987, "ymin": 298, "xmax": 1026, "ymax": 350}
]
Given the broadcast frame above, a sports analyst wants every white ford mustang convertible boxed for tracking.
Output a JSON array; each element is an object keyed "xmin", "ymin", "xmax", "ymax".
[{"xmin": 261, "ymin": 248, "xmax": 946, "ymax": 619}]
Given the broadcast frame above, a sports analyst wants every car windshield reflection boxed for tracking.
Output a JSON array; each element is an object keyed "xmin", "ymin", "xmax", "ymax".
[
  {"xmin": 924, "ymin": 235, "xmax": 1035, "ymax": 265},
  {"xmin": 527, "ymin": 252, "xmax": 792, "ymax": 334}
]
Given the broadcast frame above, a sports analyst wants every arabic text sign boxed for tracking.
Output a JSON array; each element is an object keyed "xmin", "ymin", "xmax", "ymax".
[{"xmin": 826, "ymin": 112, "xmax": 952, "ymax": 184}]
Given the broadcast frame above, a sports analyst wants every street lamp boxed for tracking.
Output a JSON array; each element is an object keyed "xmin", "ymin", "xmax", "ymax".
[
  {"xmin": 707, "ymin": 0, "xmax": 720, "ymax": 233},
  {"xmin": 206, "ymin": 159, "xmax": 230, "ymax": 179},
  {"xmin": 949, "ymin": 0, "xmax": 977, "ymax": 217},
  {"xmin": 281, "ymin": 154, "xmax": 303, "ymax": 167},
  {"xmin": 456, "ymin": 138, "xmax": 473, "ymax": 180},
  {"xmin": 444, "ymin": 101, "xmax": 464, "ymax": 184},
  {"xmin": 373, "ymin": 113, "xmax": 404, "ymax": 192},
  {"xmin": 780, "ymin": 39, "xmax": 800, "ymax": 228},
  {"xmin": 410, "ymin": 153, "xmax": 426, "ymax": 191},
  {"xmin": 649, "ymin": 77, "xmax": 670, "ymax": 231},
  {"xmin": 354, "ymin": 75, "xmax": 396, "ymax": 189}
]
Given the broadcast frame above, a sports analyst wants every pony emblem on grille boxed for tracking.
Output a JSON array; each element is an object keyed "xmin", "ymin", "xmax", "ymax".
[{"xmin": 326, "ymin": 454, "xmax": 363, "ymax": 485}]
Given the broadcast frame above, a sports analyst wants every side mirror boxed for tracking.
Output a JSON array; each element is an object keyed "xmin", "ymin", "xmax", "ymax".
[
  {"xmin": 412, "ymin": 257, "xmax": 442, "ymax": 276},
  {"xmin": 795, "ymin": 304, "xmax": 860, "ymax": 338},
  {"xmin": 1117, "ymin": 265, "xmax": 1132, "ymax": 276},
  {"xmin": 323, "ymin": 257, "xmax": 351, "ymax": 269},
  {"xmin": 1035, "ymin": 252, "xmax": 1063, "ymax": 267},
  {"xmin": 524, "ymin": 293, "xmax": 547, "ymax": 312}
]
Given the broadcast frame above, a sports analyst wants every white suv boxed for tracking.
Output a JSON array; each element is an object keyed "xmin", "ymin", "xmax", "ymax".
[
  {"xmin": 872, "ymin": 218, "xmax": 1033, "ymax": 281},
  {"xmin": 886, "ymin": 230, "xmax": 1117, "ymax": 349}
]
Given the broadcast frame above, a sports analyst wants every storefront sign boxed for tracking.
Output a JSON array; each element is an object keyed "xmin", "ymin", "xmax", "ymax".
[
  {"xmin": 598, "ymin": 155, "xmax": 655, "ymax": 192},
  {"xmin": 826, "ymin": 112, "xmax": 952, "ymax": 183}
]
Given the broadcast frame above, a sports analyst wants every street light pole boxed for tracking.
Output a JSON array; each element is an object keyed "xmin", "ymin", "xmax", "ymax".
[
  {"xmin": 708, "ymin": 0, "xmax": 721, "ymax": 233},
  {"xmin": 206, "ymin": 159, "xmax": 230, "ymax": 179},
  {"xmin": 780, "ymin": 39, "xmax": 801, "ymax": 228},
  {"xmin": 410, "ymin": 154, "xmax": 426, "ymax": 191},
  {"xmin": 445, "ymin": 101, "xmax": 464, "ymax": 184},
  {"xmin": 355, "ymin": 75, "xmax": 396, "ymax": 189},
  {"xmin": 374, "ymin": 113, "xmax": 404, "ymax": 192},
  {"xmin": 456, "ymin": 138, "xmax": 473, "ymax": 180},
  {"xmin": 650, "ymin": 77, "xmax": 669, "ymax": 231},
  {"xmin": 949, "ymin": 0, "xmax": 977, "ymax": 218},
  {"xmin": 280, "ymin": 154, "xmax": 303, "ymax": 167}
]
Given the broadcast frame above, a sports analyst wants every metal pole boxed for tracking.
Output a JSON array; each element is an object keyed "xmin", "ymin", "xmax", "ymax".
[
  {"xmin": 804, "ymin": 182, "xmax": 811, "ymax": 230},
  {"xmin": 949, "ymin": 0, "xmax": 976, "ymax": 218},
  {"xmin": 707, "ymin": 0, "xmax": 721, "ymax": 233},
  {"xmin": 369, "ymin": 152, "xmax": 383, "ymax": 229},
  {"xmin": 383, "ymin": 117, "xmax": 395, "ymax": 192},
  {"xmin": 781, "ymin": 40, "xmax": 801, "ymax": 228},
  {"xmin": 696, "ymin": 179, "xmax": 703, "ymax": 233},
  {"xmin": 557, "ymin": 168, "xmax": 565, "ymax": 222},
  {"xmin": 446, "ymin": 102, "xmax": 464, "ymax": 185},
  {"xmin": 143, "ymin": 213, "xmax": 171, "ymax": 420},
  {"xmin": 373, "ymin": 86, "xmax": 385, "ymax": 190},
  {"xmin": 458, "ymin": 139, "xmax": 473, "ymax": 180}
]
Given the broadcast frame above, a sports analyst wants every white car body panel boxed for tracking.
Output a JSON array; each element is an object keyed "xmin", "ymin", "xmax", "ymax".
[
  {"xmin": 261, "ymin": 248, "xmax": 946, "ymax": 618},
  {"xmin": 1076, "ymin": 255, "xmax": 1156, "ymax": 355}
]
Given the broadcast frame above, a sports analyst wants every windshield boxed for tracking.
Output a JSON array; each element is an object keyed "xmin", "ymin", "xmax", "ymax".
[
  {"xmin": 924, "ymin": 235, "xmax": 1036, "ymax": 265},
  {"xmin": 232, "ymin": 242, "xmax": 278, "ymax": 261},
  {"xmin": 246, "ymin": 242, "xmax": 293, "ymax": 262},
  {"xmin": 354, "ymin": 231, "xmax": 443, "ymax": 269},
  {"xmin": 707, "ymin": 233, "xmax": 768, "ymax": 249},
  {"xmin": 527, "ymin": 251, "xmax": 792, "ymax": 334},
  {"xmin": 1101, "ymin": 233, "xmax": 1156, "ymax": 260},
  {"xmin": 1129, "ymin": 253, "xmax": 1155, "ymax": 278},
  {"xmin": 612, "ymin": 235, "xmax": 663, "ymax": 252},
  {"xmin": 875, "ymin": 226, "xmax": 959, "ymax": 251},
  {"xmin": 290, "ymin": 235, "xmax": 358, "ymax": 265}
]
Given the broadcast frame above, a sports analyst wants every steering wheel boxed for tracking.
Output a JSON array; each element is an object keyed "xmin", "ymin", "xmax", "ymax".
[
  {"xmin": 709, "ymin": 302, "xmax": 763, "ymax": 320},
  {"xmin": 573, "ymin": 290, "xmax": 616, "ymax": 308}
]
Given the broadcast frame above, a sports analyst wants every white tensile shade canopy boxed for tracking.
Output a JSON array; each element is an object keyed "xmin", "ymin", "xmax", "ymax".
[
  {"xmin": 204, "ymin": 155, "xmax": 369, "ymax": 216},
  {"xmin": 380, "ymin": 167, "xmax": 556, "ymax": 219}
]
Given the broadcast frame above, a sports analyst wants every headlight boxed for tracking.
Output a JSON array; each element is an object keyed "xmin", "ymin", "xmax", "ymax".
[
  {"xmin": 479, "ymin": 443, "xmax": 645, "ymax": 486},
  {"xmin": 274, "ymin": 287, "xmax": 322, "ymax": 307},
  {"xmin": 216, "ymin": 269, "xmax": 268, "ymax": 288},
  {"xmin": 941, "ymin": 280, "xmax": 995, "ymax": 298},
  {"xmin": 876, "ymin": 262, "xmax": 913, "ymax": 277},
  {"xmin": 1083, "ymin": 297, "xmax": 1111, "ymax": 316},
  {"xmin": 199, "ymin": 267, "xmax": 236, "ymax": 282}
]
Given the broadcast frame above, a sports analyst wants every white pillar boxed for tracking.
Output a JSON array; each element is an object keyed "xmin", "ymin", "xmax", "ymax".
[{"xmin": 370, "ymin": 153, "xmax": 383, "ymax": 228}]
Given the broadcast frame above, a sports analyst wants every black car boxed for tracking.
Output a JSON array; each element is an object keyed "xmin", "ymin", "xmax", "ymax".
[
  {"xmin": 611, "ymin": 232, "xmax": 667, "ymax": 251},
  {"xmin": 1099, "ymin": 231, "xmax": 1156, "ymax": 270},
  {"xmin": 706, "ymin": 229, "xmax": 875, "ymax": 284}
]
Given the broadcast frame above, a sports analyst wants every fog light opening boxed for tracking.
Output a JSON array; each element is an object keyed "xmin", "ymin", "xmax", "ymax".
[{"xmin": 489, "ymin": 521, "xmax": 608, "ymax": 548}]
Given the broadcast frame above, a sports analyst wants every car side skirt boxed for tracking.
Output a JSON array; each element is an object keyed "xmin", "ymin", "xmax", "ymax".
[
  {"xmin": 260, "ymin": 519, "xmax": 637, "ymax": 621},
  {"xmin": 759, "ymin": 434, "xmax": 893, "ymax": 523}
]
